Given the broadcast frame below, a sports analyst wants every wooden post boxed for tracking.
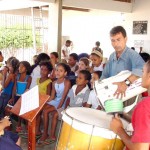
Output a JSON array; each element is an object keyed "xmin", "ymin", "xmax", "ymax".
[
  {"xmin": 10, "ymin": 94, "xmax": 50, "ymax": 150},
  {"xmin": 28, "ymin": 118, "xmax": 36, "ymax": 150}
]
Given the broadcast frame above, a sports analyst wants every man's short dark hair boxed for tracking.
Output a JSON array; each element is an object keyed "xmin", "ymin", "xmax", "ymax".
[
  {"xmin": 110, "ymin": 26, "xmax": 127, "ymax": 38},
  {"xmin": 69, "ymin": 53, "xmax": 78, "ymax": 61}
]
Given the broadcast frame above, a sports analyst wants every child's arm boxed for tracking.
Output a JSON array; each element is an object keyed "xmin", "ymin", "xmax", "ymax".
[
  {"xmin": 57, "ymin": 79, "xmax": 71, "ymax": 109},
  {"xmin": 82, "ymin": 90, "xmax": 90, "ymax": 107},
  {"xmin": 48, "ymin": 81, "xmax": 56, "ymax": 101},
  {"xmin": 1, "ymin": 66, "xmax": 9, "ymax": 88},
  {"xmin": 26, "ymin": 76, "xmax": 32, "ymax": 89},
  {"xmin": 3, "ymin": 73, "xmax": 15, "ymax": 88},
  {"xmin": 84, "ymin": 90, "xmax": 93, "ymax": 108},
  {"xmin": 46, "ymin": 82, "xmax": 52, "ymax": 95},
  {"xmin": 62, "ymin": 49, "xmax": 66, "ymax": 57},
  {"xmin": 65, "ymin": 97, "xmax": 70, "ymax": 109},
  {"xmin": 8, "ymin": 76, "xmax": 17, "ymax": 105}
]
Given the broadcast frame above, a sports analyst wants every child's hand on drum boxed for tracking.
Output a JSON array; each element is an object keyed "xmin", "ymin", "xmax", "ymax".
[{"xmin": 110, "ymin": 114, "xmax": 124, "ymax": 134}]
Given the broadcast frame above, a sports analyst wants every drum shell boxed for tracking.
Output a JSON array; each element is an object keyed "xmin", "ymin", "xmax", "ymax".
[{"xmin": 57, "ymin": 108, "xmax": 127, "ymax": 150}]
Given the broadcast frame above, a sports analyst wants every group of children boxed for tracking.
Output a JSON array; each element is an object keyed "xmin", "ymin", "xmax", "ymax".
[{"xmin": 0, "ymin": 49, "xmax": 104, "ymax": 147}]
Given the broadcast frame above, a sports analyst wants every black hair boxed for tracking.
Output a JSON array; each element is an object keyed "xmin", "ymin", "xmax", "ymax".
[
  {"xmin": 57, "ymin": 63, "xmax": 71, "ymax": 75},
  {"xmin": 140, "ymin": 53, "xmax": 150, "ymax": 62},
  {"xmin": 66, "ymin": 40, "xmax": 72, "ymax": 44},
  {"xmin": 36, "ymin": 53, "xmax": 50, "ymax": 65},
  {"xmin": 31, "ymin": 53, "xmax": 50, "ymax": 73},
  {"xmin": 96, "ymin": 41, "xmax": 100, "ymax": 46},
  {"xmin": 93, "ymin": 71, "xmax": 102, "ymax": 79},
  {"xmin": 131, "ymin": 47, "xmax": 135, "ymax": 50},
  {"xmin": 79, "ymin": 70, "xmax": 91, "ymax": 81},
  {"xmin": 0, "ymin": 51, "xmax": 2, "ymax": 55},
  {"xmin": 69, "ymin": 53, "xmax": 79, "ymax": 61},
  {"xmin": 110, "ymin": 26, "xmax": 127, "ymax": 38},
  {"xmin": 5, "ymin": 57, "xmax": 15, "ymax": 65},
  {"xmin": 146, "ymin": 59, "xmax": 150, "ymax": 73},
  {"xmin": 19, "ymin": 61, "xmax": 31, "ymax": 75},
  {"xmin": 78, "ymin": 53, "xmax": 89, "ymax": 60},
  {"xmin": 39, "ymin": 61, "xmax": 53, "ymax": 72},
  {"xmin": 50, "ymin": 52, "xmax": 59, "ymax": 58},
  {"xmin": 10, "ymin": 58, "xmax": 20, "ymax": 73}
]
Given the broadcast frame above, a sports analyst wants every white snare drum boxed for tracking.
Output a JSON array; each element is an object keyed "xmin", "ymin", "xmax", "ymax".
[{"xmin": 57, "ymin": 107, "xmax": 129, "ymax": 150}]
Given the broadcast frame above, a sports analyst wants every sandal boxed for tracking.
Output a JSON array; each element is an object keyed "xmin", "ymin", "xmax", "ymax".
[
  {"xmin": 36, "ymin": 134, "xmax": 42, "ymax": 139},
  {"xmin": 16, "ymin": 126, "xmax": 23, "ymax": 132},
  {"xmin": 19, "ymin": 132, "xmax": 42, "ymax": 139},
  {"xmin": 18, "ymin": 129, "xmax": 28, "ymax": 139},
  {"xmin": 45, "ymin": 137, "xmax": 56, "ymax": 144},
  {"xmin": 37, "ymin": 139, "xmax": 50, "ymax": 146}
]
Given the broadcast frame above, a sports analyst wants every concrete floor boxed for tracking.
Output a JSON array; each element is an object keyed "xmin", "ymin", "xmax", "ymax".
[
  {"xmin": 21, "ymin": 138, "xmax": 56, "ymax": 150},
  {"xmin": 12, "ymin": 117, "xmax": 61, "ymax": 150}
]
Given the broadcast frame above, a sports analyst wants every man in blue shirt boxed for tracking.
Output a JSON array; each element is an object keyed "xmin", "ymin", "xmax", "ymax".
[{"xmin": 101, "ymin": 26, "xmax": 145, "ymax": 98}]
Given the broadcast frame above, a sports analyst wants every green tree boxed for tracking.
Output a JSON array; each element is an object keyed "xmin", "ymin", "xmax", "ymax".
[{"xmin": 0, "ymin": 25, "xmax": 34, "ymax": 49}]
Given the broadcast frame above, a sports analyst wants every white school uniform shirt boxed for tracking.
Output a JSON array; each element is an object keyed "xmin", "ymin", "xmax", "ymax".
[
  {"xmin": 30, "ymin": 65, "xmax": 41, "ymax": 89},
  {"xmin": 68, "ymin": 84, "xmax": 90, "ymax": 107},
  {"xmin": 61, "ymin": 45, "xmax": 71, "ymax": 60},
  {"xmin": 93, "ymin": 63, "xmax": 103, "ymax": 71},
  {"xmin": 87, "ymin": 90, "xmax": 100, "ymax": 109}
]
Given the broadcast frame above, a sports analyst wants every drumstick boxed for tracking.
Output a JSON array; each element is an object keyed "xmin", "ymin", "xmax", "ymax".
[{"xmin": 93, "ymin": 81, "xmax": 105, "ymax": 111}]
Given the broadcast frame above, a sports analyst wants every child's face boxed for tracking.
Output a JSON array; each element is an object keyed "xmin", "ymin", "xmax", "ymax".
[
  {"xmin": 91, "ymin": 73, "xmax": 99, "ymax": 88},
  {"xmin": 66, "ymin": 42, "xmax": 71, "ymax": 47},
  {"xmin": 8, "ymin": 64, "xmax": 14, "ymax": 73},
  {"xmin": 142, "ymin": 64, "xmax": 150, "ymax": 89},
  {"xmin": 33, "ymin": 56, "xmax": 37, "ymax": 64},
  {"xmin": 50, "ymin": 54, "xmax": 57, "ymax": 64},
  {"xmin": 40, "ymin": 65, "xmax": 49, "ymax": 78},
  {"xmin": 19, "ymin": 63, "xmax": 26, "ymax": 73},
  {"xmin": 55, "ymin": 65, "xmax": 67, "ymax": 79},
  {"xmin": 91, "ymin": 55, "xmax": 102, "ymax": 67},
  {"xmin": 68, "ymin": 56, "xmax": 76, "ymax": 67},
  {"xmin": 79, "ymin": 61, "xmax": 87, "ymax": 71},
  {"xmin": 76, "ymin": 73, "xmax": 87, "ymax": 86}
]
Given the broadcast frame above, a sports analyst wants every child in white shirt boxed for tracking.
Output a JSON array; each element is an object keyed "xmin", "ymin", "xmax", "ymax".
[{"xmin": 86, "ymin": 71, "xmax": 102, "ymax": 109}]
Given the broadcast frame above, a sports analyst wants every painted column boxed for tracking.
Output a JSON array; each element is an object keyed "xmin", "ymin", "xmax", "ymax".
[{"xmin": 48, "ymin": 0, "xmax": 62, "ymax": 60}]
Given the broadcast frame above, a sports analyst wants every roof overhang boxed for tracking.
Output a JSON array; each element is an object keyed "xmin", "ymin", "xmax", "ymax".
[{"xmin": 0, "ymin": 0, "xmax": 54, "ymax": 11}]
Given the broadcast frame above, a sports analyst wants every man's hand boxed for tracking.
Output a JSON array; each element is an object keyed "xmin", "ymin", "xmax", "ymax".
[
  {"xmin": 113, "ymin": 81, "xmax": 127, "ymax": 99},
  {"xmin": 110, "ymin": 114, "xmax": 123, "ymax": 134}
]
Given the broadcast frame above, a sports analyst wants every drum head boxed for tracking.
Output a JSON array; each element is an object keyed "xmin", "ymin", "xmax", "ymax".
[{"xmin": 65, "ymin": 107, "xmax": 128, "ymax": 129}]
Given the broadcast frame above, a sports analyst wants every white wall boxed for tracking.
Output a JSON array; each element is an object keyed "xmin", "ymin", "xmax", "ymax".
[
  {"xmin": 123, "ymin": 0, "xmax": 150, "ymax": 54},
  {"xmin": 62, "ymin": 10, "xmax": 126, "ymax": 58},
  {"xmin": 62, "ymin": 0, "xmax": 150, "ymax": 58}
]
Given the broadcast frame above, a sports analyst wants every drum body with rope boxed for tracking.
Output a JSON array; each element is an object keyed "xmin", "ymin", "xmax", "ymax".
[{"xmin": 57, "ymin": 107, "xmax": 129, "ymax": 150}]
